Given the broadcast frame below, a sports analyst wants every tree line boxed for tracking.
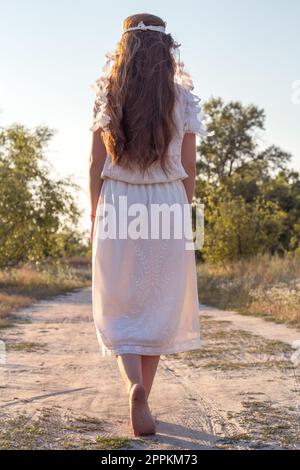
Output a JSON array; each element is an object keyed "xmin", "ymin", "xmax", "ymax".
[
  {"xmin": 0, "ymin": 124, "xmax": 87, "ymax": 268},
  {"xmin": 1, "ymin": 96, "xmax": 299, "ymax": 268},
  {"xmin": 195, "ymin": 97, "xmax": 300, "ymax": 263}
]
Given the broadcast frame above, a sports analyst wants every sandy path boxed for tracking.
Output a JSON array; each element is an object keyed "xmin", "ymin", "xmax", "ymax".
[{"xmin": 0, "ymin": 287, "xmax": 299, "ymax": 450}]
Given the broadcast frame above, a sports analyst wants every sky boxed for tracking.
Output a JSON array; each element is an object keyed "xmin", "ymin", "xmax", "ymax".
[{"xmin": 1, "ymin": 0, "xmax": 300, "ymax": 231}]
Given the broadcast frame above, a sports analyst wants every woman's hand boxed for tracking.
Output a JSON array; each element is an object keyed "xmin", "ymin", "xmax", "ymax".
[{"xmin": 181, "ymin": 133, "xmax": 196, "ymax": 204}]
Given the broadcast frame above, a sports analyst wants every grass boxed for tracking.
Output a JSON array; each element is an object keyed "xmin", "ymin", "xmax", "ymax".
[
  {"xmin": 173, "ymin": 315, "xmax": 294, "ymax": 372},
  {"xmin": 197, "ymin": 252, "xmax": 300, "ymax": 326},
  {"xmin": 230, "ymin": 400, "xmax": 300, "ymax": 449},
  {"xmin": 95, "ymin": 436, "xmax": 131, "ymax": 450},
  {"xmin": 201, "ymin": 359, "xmax": 294, "ymax": 371},
  {"xmin": 6, "ymin": 342, "xmax": 47, "ymax": 353},
  {"xmin": 0, "ymin": 257, "xmax": 91, "ymax": 329},
  {"xmin": 0, "ymin": 409, "xmax": 132, "ymax": 450},
  {"xmin": 65, "ymin": 415, "xmax": 105, "ymax": 433}
]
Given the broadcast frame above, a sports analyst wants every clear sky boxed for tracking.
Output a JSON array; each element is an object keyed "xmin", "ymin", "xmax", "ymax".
[{"xmin": 1, "ymin": 0, "xmax": 300, "ymax": 231}]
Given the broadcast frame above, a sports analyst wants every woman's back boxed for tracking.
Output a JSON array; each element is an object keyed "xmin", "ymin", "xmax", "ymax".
[
  {"xmin": 89, "ymin": 13, "xmax": 205, "ymax": 438},
  {"xmin": 91, "ymin": 79, "xmax": 207, "ymax": 184}
]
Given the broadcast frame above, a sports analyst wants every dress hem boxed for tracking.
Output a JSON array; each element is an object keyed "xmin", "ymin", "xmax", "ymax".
[{"xmin": 95, "ymin": 330, "xmax": 202, "ymax": 357}]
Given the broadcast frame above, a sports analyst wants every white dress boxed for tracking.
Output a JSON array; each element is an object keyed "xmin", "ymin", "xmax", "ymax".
[{"xmin": 90, "ymin": 56, "xmax": 208, "ymax": 357}]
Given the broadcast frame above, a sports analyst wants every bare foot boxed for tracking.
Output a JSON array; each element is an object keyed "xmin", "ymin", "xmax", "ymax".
[{"xmin": 129, "ymin": 383, "xmax": 156, "ymax": 437}]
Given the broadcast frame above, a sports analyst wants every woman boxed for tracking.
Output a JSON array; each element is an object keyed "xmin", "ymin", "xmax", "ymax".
[{"xmin": 89, "ymin": 13, "xmax": 207, "ymax": 437}]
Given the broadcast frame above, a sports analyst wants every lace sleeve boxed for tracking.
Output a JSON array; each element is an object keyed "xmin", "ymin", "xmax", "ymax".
[
  {"xmin": 90, "ymin": 81, "xmax": 110, "ymax": 133},
  {"xmin": 184, "ymin": 89, "xmax": 208, "ymax": 137},
  {"xmin": 89, "ymin": 51, "xmax": 116, "ymax": 133},
  {"xmin": 174, "ymin": 60, "xmax": 208, "ymax": 138}
]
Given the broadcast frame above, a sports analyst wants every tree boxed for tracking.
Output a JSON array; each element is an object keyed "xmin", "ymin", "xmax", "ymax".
[
  {"xmin": 201, "ymin": 186, "xmax": 287, "ymax": 263},
  {"xmin": 197, "ymin": 97, "xmax": 291, "ymax": 183},
  {"xmin": 0, "ymin": 124, "xmax": 83, "ymax": 267},
  {"xmin": 195, "ymin": 97, "xmax": 298, "ymax": 262}
]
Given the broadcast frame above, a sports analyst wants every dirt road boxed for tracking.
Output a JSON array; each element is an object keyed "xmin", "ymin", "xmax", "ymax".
[{"xmin": 0, "ymin": 288, "xmax": 299, "ymax": 449}]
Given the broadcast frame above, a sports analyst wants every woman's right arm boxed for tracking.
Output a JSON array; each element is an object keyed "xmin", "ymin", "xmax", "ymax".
[
  {"xmin": 89, "ymin": 129, "xmax": 107, "ymax": 242},
  {"xmin": 181, "ymin": 133, "xmax": 197, "ymax": 204}
]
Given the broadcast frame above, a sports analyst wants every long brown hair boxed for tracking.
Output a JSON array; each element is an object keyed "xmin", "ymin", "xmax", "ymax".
[{"xmin": 102, "ymin": 13, "xmax": 180, "ymax": 176}]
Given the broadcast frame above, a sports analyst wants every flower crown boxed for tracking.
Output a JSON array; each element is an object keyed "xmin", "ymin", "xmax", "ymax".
[{"xmin": 122, "ymin": 20, "xmax": 166, "ymax": 35}]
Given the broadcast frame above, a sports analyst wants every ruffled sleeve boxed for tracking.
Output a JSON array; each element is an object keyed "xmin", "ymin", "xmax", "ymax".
[
  {"xmin": 174, "ymin": 60, "xmax": 209, "ymax": 138},
  {"xmin": 184, "ymin": 89, "xmax": 208, "ymax": 137},
  {"xmin": 89, "ymin": 51, "xmax": 116, "ymax": 133},
  {"xmin": 90, "ymin": 77, "xmax": 111, "ymax": 132}
]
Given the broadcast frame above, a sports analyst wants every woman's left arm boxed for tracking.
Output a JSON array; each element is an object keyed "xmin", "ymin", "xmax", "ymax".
[{"xmin": 89, "ymin": 129, "xmax": 107, "ymax": 242}]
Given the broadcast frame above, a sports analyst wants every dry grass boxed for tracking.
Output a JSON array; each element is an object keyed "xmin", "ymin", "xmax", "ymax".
[
  {"xmin": 0, "ymin": 257, "xmax": 92, "ymax": 328},
  {"xmin": 217, "ymin": 400, "xmax": 300, "ymax": 449},
  {"xmin": 197, "ymin": 252, "xmax": 300, "ymax": 325},
  {"xmin": 0, "ymin": 409, "xmax": 131, "ymax": 450},
  {"xmin": 173, "ymin": 315, "xmax": 293, "ymax": 371}
]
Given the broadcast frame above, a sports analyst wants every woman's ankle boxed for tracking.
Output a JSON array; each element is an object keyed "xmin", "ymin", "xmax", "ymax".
[{"xmin": 127, "ymin": 381, "xmax": 144, "ymax": 396}]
